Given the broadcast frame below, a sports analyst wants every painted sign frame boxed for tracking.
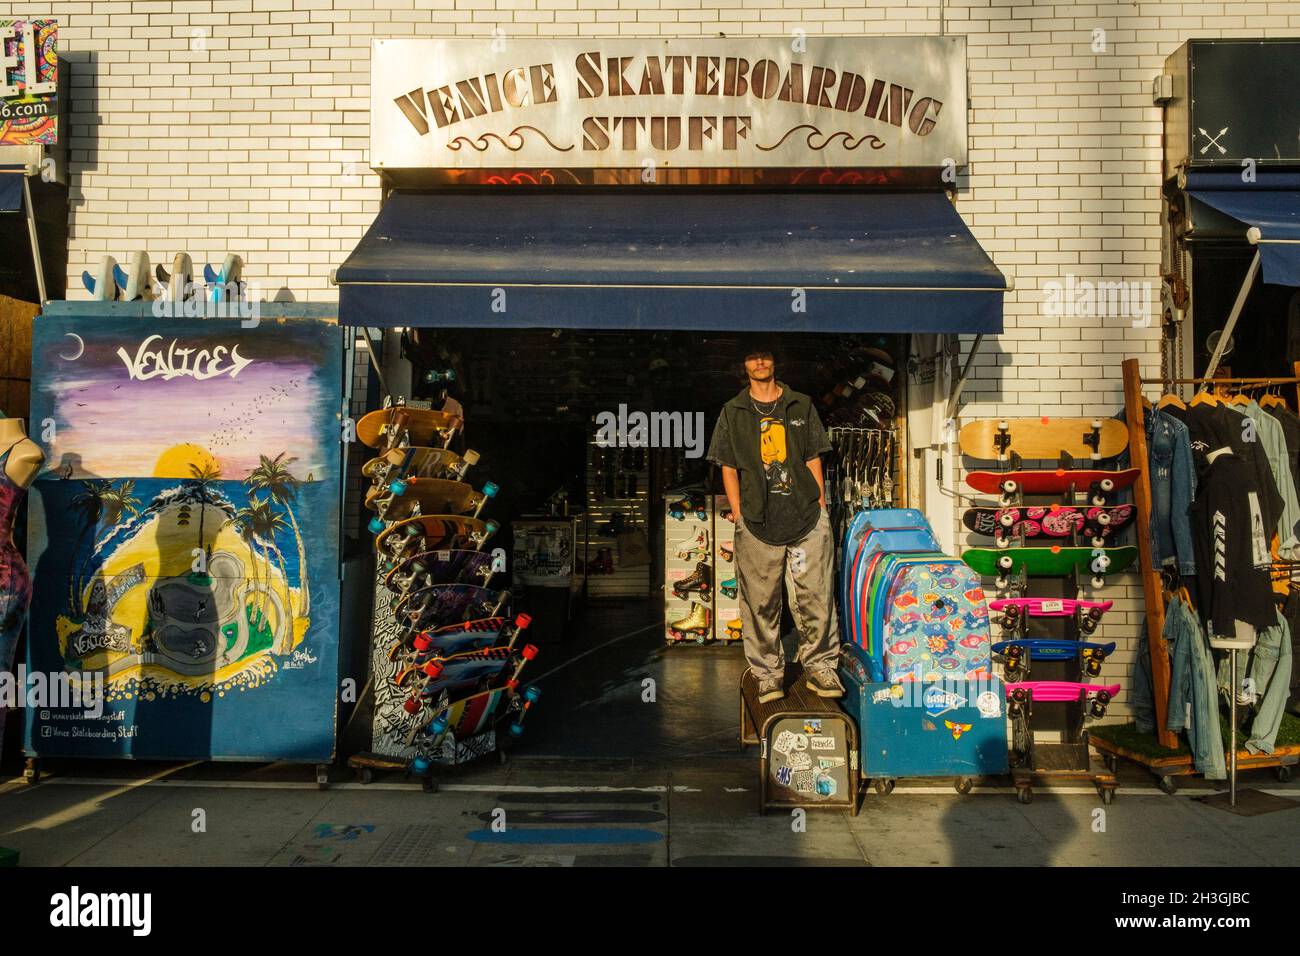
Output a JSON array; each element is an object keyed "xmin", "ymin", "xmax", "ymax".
[
  {"xmin": 24, "ymin": 306, "xmax": 345, "ymax": 761},
  {"xmin": 0, "ymin": 19, "xmax": 57, "ymax": 146}
]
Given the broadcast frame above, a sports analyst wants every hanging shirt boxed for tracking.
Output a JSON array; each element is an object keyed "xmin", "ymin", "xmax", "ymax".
[
  {"xmin": 1188, "ymin": 450, "xmax": 1278, "ymax": 635},
  {"xmin": 1228, "ymin": 401, "xmax": 1300, "ymax": 555}
]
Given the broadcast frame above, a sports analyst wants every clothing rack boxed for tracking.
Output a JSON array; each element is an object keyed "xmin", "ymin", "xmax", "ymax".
[{"xmin": 1120, "ymin": 358, "xmax": 1300, "ymax": 750}]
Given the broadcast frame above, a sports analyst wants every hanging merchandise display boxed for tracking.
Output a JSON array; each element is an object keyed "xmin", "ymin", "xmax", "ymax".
[
  {"xmin": 1091, "ymin": 360, "xmax": 1300, "ymax": 801},
  {"xmin": 350, "ymin": 385, "xmax": 541, "ymax": 789}
]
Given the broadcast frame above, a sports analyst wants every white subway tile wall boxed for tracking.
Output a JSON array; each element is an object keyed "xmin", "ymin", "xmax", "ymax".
[{"xmin": 19, "ymin": 0, "xmax": 1300, "ymax": 719}]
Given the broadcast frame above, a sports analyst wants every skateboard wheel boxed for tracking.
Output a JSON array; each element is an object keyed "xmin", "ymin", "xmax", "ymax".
[
  {"xmin": 403, "ymin": 697, "xmax": 422, "ymax": 714},
  {"xmin": 999, "ymin": 479, "xmax": 1018, "ymax": 496},
  {"xmin": 524, "ymin": 685, "xmax": 541, "ymax": 702},
  {"xmin": 1099, "ymin": 478, "xmax": 1115, "ymax": 492},
  {"xmin": 516, "ymin": 613, "xmax": 533, "ymax": 628},
  {"xmin": 509, "ymin": 722, "xmax": 525, "ymax": 737},
  {"xmin": 522, "ymin": 644, "xmax": 539, "ymax": 660},
  {"xmin": 1012, "ymin": 687, "xmax": 1028, "ymax": 704},
  {"xmin": 1091, "ymin": 536, "xmax": 1106, "ymax": 549},
  {"xmin": 422, "ymin": 661, "xmax": 444, "ymax": 678},
  {"xmin": 1092, "ymin": 554, "xmax": 1111, "ymax": 572},
  {"xmin": 483, "ymin": 481, "xmax": 499, "ymax": 497},
  {"xmin": 1091, "ymin": 575, "xmax": 1105, "ymax": 589},
  {"xmin": 430, "ymin": 714, "xmax": 449, "ymax": 735},
  {"xmin": 1096, "ymin": 511, "xmax": 1112, "ymax": 526},
  {"xmin": 412, "ymin": 755, "xmax": 431, "ymax": 774},
  {"xmin": 368, "ymin": 516, "xmax": 386, "ymax": 534},
  {"xmin": 998, "ymin": 511, "xmax": 1016, "ymax": 528},
  {"xmin": 1006, "ymin": 644, "xmax": 1023, "ymax": 659},
  {"xmin": 390, "ymin": 479, "xmax": 408, "ymax": 496},
  {"xmin": 997, "ymin": 555, "xmax": 1014, "ymax": 571},
  {"xmin": 413, "ymin": 634, "xmax": 431, "ymax": 652}
]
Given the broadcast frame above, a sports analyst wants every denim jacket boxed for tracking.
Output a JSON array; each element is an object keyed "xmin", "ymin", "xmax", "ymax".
[{"xmin": 1118, "ymin": 407, "xmax": 1197, "ymax": 575}]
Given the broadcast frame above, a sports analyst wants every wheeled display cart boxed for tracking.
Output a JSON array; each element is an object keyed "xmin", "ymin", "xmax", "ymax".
[{"xmin": 1090, "ymin": 723, "xmax": 1300, "ymax": 795}]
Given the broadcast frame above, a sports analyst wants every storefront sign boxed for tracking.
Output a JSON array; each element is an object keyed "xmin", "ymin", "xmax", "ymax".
[
  {"xmin": 0, "ymin": 19, "xmax": 57, "ymax": 146},
  {"xmin": 371, "ymin": 37, "xmax": 966, "ymax": 171}
]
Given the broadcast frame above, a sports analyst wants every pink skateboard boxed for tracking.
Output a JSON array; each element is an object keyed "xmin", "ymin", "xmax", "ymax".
[
  {"xmin": 989, "ymin": 597, "xmax": 1112, "ymax": 634},
  {"xmin": 1005, "ymin": 681, "xmax": 1120, "ymax": 718}
]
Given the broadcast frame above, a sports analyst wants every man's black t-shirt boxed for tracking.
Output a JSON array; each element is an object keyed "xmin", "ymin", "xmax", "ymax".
[{"xmin": 707, "ymin": 391, "xmax": 831, "ymax": 547}]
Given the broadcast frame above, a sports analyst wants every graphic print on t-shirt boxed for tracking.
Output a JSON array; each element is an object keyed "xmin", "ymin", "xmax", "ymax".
[
  {"xmin": 759, "ymin": 416, "xmax": 793, "ymax": 496},
  {"xmin": 1247, "ymin": 491, "xmax": 1268, "ymax": 567}
]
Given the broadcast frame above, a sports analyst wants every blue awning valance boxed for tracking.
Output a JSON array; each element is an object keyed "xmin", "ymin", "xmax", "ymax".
[{"xmin": 336, "ymin": 190, "xmax": 1007, "ymax": 333}]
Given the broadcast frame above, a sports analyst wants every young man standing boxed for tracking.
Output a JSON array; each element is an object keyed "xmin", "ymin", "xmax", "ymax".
[{"xmin": 707, "ymin": 342, "xmax": 843, "ymax": 703}]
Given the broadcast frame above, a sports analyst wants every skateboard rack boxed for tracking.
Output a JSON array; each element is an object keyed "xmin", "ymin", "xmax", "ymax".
[
  {"xmin": 1121, "ymin": 358, "xmax": 1300, "ymax": 751},
  {"xmin": 961, "ymin": 420, "xmax": 1125, "ymax": 801}
]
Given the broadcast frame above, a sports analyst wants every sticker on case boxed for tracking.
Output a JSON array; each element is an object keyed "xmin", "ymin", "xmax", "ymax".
[
  {"xmin": 814, "ymin": 772, "xmax": 838, "ymax": 797},
  {"xmin": 773, "ymin": 731, "xmax": 797, "ymax": 755},
  {"xmin": 775, "ymin": 765, "xmax": 793, "ymax": 786},
  {"xmin": 809, "ymin": 736, "xmax": 836, "ymax": 751},
  {"xmin": 818, "ymin": 757, "xmax": 846, "ymax": 769},
  {"xmin": 976, "ymin": 691, "xmax": 1002, "ymax": 718},
  {"xmin": 791, "ymin": 770, "xmax": 815, "ymax": 792},
  {"xmin": 803, "ymin": 719, "xmax": 822, "ymax": 734},
  {"xmin": 787, "ymin": 751, "xmax": 812, "ymax": 771}
]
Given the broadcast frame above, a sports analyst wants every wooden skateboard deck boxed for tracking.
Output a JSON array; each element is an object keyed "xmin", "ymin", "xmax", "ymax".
[
  {"xmin": 357, "ymin": 406, "xmax": 463, "ymax": 450},
  {"xmin": 959, "ymin": 418, "xmax": 1128, "ymax": 462},
  {"xmin": 964, "ymin": 468, "xmax": 1139, "ymax": 498},
  {"xmin": 363, "ymin": 446, "xmax": 478, "ymax": 483},
  {"xmin": 375, "ymin": 515, "xmax": 498, "ymax": 565},
  {"xmin": 962, "ymin": 545, "xmax": 1137, "ymax": 579},
  {"xmin": 383, "ymin": 548, "xmax": 496, "ymax": 593},
  {"xmin": 365, "ymin": 477, "xmax": 491, "ymax": 518},
  {"xmin": 962, "ymin": 505, "xmax": 1135, "ymax": 538}
]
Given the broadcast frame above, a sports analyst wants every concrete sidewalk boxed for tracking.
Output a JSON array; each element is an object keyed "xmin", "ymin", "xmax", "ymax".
[{"xmin": 2, "ymin": 758, "xmax": 1297, "ymax": 866}]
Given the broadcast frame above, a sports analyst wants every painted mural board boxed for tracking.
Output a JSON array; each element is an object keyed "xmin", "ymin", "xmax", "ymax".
[{"xmin": 24, "ymin": 310, "xmax": 344, "ymax": 760}]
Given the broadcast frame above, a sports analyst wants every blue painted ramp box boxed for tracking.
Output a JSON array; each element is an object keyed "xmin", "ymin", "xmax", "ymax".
[
  {"xmin": 23, "ymin": 302, "xmax": 347, "ymax": 762},
  {"xmin": 839, "ymin": 647, "xmax": 1009, "ymax": 779}
]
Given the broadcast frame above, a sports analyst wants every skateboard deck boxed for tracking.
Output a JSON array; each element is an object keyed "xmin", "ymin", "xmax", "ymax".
[
  {"xmin": 961, "ymin": 545, "xmax": 1138, "ymax": 579},
  {"xmin": 396, "ymin": 583, "xmax": 509, "ymax": 628},
  {"xmin": 363, "ymin": 446, "xmax": 478, "ymax": 484},
  {"xmin": 390, "ymin": 616, "xmax": 510, "ymax": 662},
  {"xmin": 964, "ymin": 468, "xmax": 1139, "ymax": 499},
  {"xmin": 376, "ymin": 515, "xmax": 498, "ymax": 565},
  {"xmin": 1004, "ymin": 681, "xmax": 1120, "ymax": 704},
  {"xmin": 961, "ymin": 505, "xmax": 1134, "ymax": 539},
  {"xmin": 398, "ymin": 645, "xmax": 518, "ymax": 697},
  {"xmin": 357, "ymin": 406, "xmax": 463, "ymax": 450},
  {"xmin": 383, "ymin": 548, "xmax": 497, "ymax": 593},
  {"xmin": 988, "ymin": 597, "xmax": 1113, "ymax": 618},
  {"xmin": 959, "ymin": 418, "xmax": 1128, "ymax": 462},
  {"xmin": 365, "ymin": 477, "xmax": 493, "ymax": 519}
]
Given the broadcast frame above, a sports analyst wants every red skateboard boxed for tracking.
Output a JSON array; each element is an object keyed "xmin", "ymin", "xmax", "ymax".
[{"xmin": 965, "ymin": 468, "xmax": 1139, "ymax": 505}]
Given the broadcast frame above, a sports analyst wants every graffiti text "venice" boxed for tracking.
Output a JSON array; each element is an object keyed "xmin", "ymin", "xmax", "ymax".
[{"xmin": 116, "ymin": 335, "xmax": 254, "ymax": 382}]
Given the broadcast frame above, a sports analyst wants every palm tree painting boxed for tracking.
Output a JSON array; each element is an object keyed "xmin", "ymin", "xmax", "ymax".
[
  {"xmin": 246, "ymin": 453, "xmax": 310, "ymax": 622},
  {"xmin": 245, "ymin": 496, "xmax": 290, "ymax": 655},
  {"xmin": 186, "ymin": 462, "xmax": 222, "ymax": 578},
  {"xmin": 68, "ymin": 479, "xmax": 142, "ymax": 618}
]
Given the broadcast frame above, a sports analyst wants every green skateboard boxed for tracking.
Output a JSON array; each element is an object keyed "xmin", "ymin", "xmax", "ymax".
[{"xmin": 962, "ymin": 545, "xmax": 1137, "ymax": 588}]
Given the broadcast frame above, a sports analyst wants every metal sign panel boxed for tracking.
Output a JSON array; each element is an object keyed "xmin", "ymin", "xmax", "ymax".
[{"xmin": 371, "ymin": 36, "xmax": 966, "ymax": 171}]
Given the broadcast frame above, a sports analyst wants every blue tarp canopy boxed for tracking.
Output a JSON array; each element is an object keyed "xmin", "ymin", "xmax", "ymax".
[
  {"xmin": 1187, "ymin": 170, "xmax": 1300, "ymax": 287},
  {"xmin": 336, "ymin": 190, "xmax": 1007, "ymax": 333}
]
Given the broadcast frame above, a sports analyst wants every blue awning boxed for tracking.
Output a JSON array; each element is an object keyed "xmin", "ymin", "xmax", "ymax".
[
  {"xmin": 1187, "ymin": 170, "xmax": 1300, "ymax": 286},
  {"xmin": 336, "ymin": 190, "xmax": 1006, "ymax": 333},
  {"xmin": 0, "ymin": 166, "xmax": 24, "ymax": 212}
]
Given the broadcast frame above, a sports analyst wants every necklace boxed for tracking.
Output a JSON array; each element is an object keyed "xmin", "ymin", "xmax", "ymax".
[{"xmin": 750, "ymin": 388, "xmax": 781, "ymax": 417}]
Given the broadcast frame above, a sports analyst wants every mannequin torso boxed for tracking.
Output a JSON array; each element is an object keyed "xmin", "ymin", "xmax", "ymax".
[{"xmin": 0, "ymin": 418, "xmax": 43, "ymax": 489}]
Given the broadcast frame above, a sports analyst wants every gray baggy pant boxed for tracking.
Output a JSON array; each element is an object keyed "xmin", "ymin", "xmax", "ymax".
[{"xmin": 735, "ymin": 509, "xmax": 839, "ymax": 681}]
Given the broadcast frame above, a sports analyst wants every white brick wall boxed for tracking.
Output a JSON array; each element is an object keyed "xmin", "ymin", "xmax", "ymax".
[{"xmin": 11, "ymin": 0, "xmax": 1300, "ymax": 723}]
